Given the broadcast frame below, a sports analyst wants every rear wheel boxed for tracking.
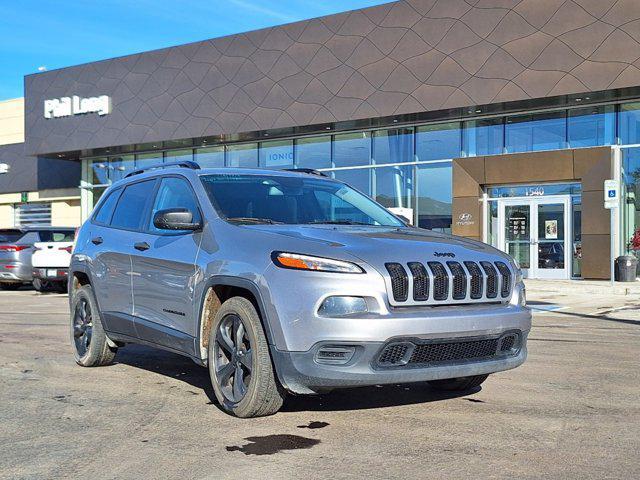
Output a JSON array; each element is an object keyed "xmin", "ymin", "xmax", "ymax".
[
  {"xmin": 33, "ymin": 278, "xmax": 51, "ymax": 292},
  {"xmin": 208, "ymin": 297, "xmax": 284, "ymax": 418},
  {"xmin": 70, "ymin": 284, "xmax": 117, "ymax": 366},
  {"xmin": 427, "ymin": 374, "xmax": 489, "ymax": 392}
]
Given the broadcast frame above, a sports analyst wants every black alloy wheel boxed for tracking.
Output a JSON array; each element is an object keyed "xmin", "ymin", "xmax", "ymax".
[{"xmin": 213, "ymin": 314, "xmax": 253, "ymax": 403}]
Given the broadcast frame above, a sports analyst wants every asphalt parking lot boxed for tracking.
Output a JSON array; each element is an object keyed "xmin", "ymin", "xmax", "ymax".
[{"xmin": 1, "ymin": 288, "xmax": 639, "ymax": 480}]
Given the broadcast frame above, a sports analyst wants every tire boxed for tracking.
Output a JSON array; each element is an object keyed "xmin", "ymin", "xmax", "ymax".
[
  {"xmin": 427, "ymin": 374, "xmax": 489, "ymax": 392},
  {"xmin": 208, "ymin": 297, "xmax": 285, "ymax": 418},
  {"xmin": 0, "ymin": 283, "xmax": 21, "ymax": 291},
  {"xmin": 33, "ymin": 278, "xmax": 50, "ymax": 293},
  {"xmin": 70, "ymin": 284, "xmax": 117, "ymax": 367}
]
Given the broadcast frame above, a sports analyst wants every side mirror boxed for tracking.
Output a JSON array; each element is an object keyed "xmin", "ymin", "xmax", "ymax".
[{"xmin": 153, "ymin": 208, "xmax": 201, "ymax": 231}]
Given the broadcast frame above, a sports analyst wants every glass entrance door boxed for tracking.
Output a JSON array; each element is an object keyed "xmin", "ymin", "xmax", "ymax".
[{"xmin": 498, "ymin": 196, "xmax": 571, "ymax": 279}]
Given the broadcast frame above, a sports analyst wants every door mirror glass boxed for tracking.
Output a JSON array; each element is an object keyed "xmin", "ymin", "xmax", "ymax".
[{"xmin": 153, "ymin": 208, "xmax": 201, "ymax": 231}]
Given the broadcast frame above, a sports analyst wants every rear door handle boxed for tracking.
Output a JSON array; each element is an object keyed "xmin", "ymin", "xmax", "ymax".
[
  {"xmin": 134, "ymin": 242, "xmax": 150, "ymax": 252},
  {"xmin": 91, "ymin": 237, "xmax": 103, "ymax": 245}
]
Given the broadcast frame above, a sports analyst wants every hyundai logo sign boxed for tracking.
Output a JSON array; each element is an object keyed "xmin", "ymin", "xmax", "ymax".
[{"xmin": 456, "ymin": 212, "xmax": 474, "ymax": 226}]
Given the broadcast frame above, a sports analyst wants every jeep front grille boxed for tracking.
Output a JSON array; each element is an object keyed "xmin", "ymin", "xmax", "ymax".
[{"xmin": 385, "ymin": 260, "xmax": 514, "ymax": 306}]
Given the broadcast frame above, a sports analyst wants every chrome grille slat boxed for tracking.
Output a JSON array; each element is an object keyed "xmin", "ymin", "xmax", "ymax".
[
  {"xmin": 494, "ymin": 261, "xmax": 512, "ymax": 298},
  {"xmin": 480, "ymin": 261, "xmax": 499, "ymax": 299},
  {"xmin": 463, "ymin": 261, "xmax": 484, "ymax": 299},
  {"xmin": 446, "ymin": 261, "xmax": 467, "ymax": 300},
  {"xmin": 427, "ymin": 261, "xmax": 449, "ymax": 301},
  {"xmin": 407, "ymin": 262, "xmax": 429, "ymax": 301}
]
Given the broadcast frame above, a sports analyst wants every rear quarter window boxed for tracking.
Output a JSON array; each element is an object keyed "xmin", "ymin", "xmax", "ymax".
[
  {"xmin": 93, "ymin": 188, "xmax": 122, "ymax": 225},
  {"xmin": 0, "ymin": 230, "xmax": 24, "ymax": 243}
]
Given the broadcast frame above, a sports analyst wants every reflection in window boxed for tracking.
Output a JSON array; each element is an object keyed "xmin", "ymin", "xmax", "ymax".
[
  {"xmin": 622, "ymin": 148, "xmax": 640, "ymax": 268},
  {"xmin": 226, "ymin": 143, "xmax": 258, "ymax": 168},
  {"xmin": 463, "ymin": 118, "xmax": 504, "ymax": 156},
  {"xmin": 164, "ymin": 148, "xmax": 194, "ymax": 163},
  {"xmin": 136, "ymin": 152, "xmax": 163, "ymax": 171},
  {"xmin": 334, "ymin": 132, "xmax": 371, "ymax": 168},
  {"xmin": 416, "ymin": 122, "xmax": 461, "ymax": 161},
  {"xmin": 373, "ymin": 128, "xmax": 414, "ymax": 165},
  {"xmin": 505, "ymin": 111, "xmax": 566, "ymax": 153},
  {"xmin": 295, "ymin": 136, "xmax": 331, "ymax": 169},
  {"xmin": 195, "ymin": 146, "xmax": 225, "ymax": 168},
  {"xmin": 259, "ymin": 140, "xmax": 294, "ymax": 168},
  {"xmin": 568, "ymin": 105, "xmax": 615, "ymax": 148},
  {"xmin": 90, "ymin": 158, "xmax": 109, "ymax": 185},
  {"xmin": 619, "ymin": 102, "xmax": 640, "ymax": 145},
  {"xmin": 416, "ymin": 162, "xmax": 452, "ymax": 232},
  {"xmin": 373, "ymin": 165, "xmax": 413, "ymax": 212},
  {"xmin": 333, "ymin": 168, "xmax": 371, "ymax": 196},
  {"xmin": 109, "ymin": 155, "xmax": 135, "ymax": 183}
]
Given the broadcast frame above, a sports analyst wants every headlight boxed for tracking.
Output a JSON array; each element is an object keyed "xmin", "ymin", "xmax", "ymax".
[
  {"xmin": 318, "ymin": 296, "xmax": 368, "ymax": 317},
  {"xmin": 272, "ymin": 252, "xmax": 364, "ymax": 274}
]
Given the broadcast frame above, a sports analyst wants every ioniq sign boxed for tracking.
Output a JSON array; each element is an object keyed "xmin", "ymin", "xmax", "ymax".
[{"xmin": 44, "ymin": 95, "xmax": 111, "ymax": 119}]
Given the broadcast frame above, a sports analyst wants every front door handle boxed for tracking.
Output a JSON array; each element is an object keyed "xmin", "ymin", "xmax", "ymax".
[
  {"xmin": 91, "ymin": 236, "xmax": 103, "ymax": 245},
  {"xmin": 134, "ymin": 242, "xmax": 150, "ymax": 252}
]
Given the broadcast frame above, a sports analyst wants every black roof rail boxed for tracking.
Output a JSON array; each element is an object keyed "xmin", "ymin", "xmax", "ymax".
[
  {"xmin": 125, "ymin": 161, "xmax": 201, "ymax": 178},
  {"xmin": 283, "ymin": 168, "xmax": 327, "ymax": 177}
]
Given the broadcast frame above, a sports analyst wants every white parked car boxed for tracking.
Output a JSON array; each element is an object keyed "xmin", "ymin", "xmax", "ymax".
[{"xmin": 31, "ymin": 229, "xmax": 76, "ymax": 292}]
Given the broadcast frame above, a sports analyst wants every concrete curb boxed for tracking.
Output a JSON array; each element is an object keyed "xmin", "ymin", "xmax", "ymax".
[{"xmin": 524, "ymin": 279, "xmax": 640, "ymax": 296}]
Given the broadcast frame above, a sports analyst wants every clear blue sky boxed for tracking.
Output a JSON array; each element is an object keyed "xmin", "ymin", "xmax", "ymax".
[{"xmin": 0, "ymin": 0, "xmax": 386, "ymax": 100}]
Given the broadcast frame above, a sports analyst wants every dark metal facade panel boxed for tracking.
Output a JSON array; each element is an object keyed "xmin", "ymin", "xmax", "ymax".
[
  {"xmin": 24, "ymin": 0, "xmax": 640, "ymax": 156},
  {"xmin": 0, "ymin": 143, "xmax": 80, "ymax": 194}
]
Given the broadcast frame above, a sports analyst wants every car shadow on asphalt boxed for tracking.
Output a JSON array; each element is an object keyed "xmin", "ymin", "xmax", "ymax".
[{"xmin": 114, "ymin": 344, "xmax": 477, "ymax": 413}]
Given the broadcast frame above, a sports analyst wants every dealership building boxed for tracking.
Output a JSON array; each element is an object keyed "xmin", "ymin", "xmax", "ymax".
[{"xmin": 2, "ymin": 0, "xmax": 640, "ymax": 280}]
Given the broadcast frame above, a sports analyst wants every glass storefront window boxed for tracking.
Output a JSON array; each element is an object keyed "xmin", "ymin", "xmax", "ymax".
[
  {"xmin": 259, "ymin": 140, "xmax": 294, "ymax": 168},
  {"xmin": 226, "ymin": 143, "xmax": 258, "ymax": 168},
  {"xmin": 416, "ymin": 161, "xmax": 452, "ymax": 232},
  {"xmin": 372, "ymin": 128, "xmax": 414, "ymax": 165},
  {"xmin": 622, "ymin": 148, "xmax": 640, "ymax": 262},
  {"xmin": 619, "ymin": 102, "xmax": 640, "ymax": 145},
  {"xmin": 109, "ymin": 155, "xmax": 135, "ymax": 183},
  {"xmin": 572, "ymin": 197, "xmax": 582, "ymax": 278},
  {"xmin": 505, "ymin": 111, "xmax": 566, "ymax": 153},
  {"xmin": 295, "ymin": 136, "xmax": 331, "ymax": 169},
  {"xmin": 195, "ymin": 146, "xmax": 225, "ymax": 167},
  {"xmin": 333, "ymin": 168, "xmax": 371, "ymax": 196},
  {"xmin": 372, "ymin": 165, "xmax": 413, "ymax": 211},
  {"xmin": 568, "ymin": 105, "xmax": 615, "ymax": 148},
  {"xmin": 90, "ymin": 157, "xmax": 109, "ymax": 185},
  {"xmin": 416, "ymin": 122, "xmax": 461, "ymax": 161},
  {"xmin": 136, "ymin": 152, "xmax": 163, "ymax": 171},
  {"xmin": 164, "ymin": 148, "xmax": 194, "ymax": 162},
  {"xmin": 463, "ymin": 118, "xmax": 504, "ymax": 156},
  {"xmin": 333, "ymin": 132, "xmax": 371, "ymax": 168}
]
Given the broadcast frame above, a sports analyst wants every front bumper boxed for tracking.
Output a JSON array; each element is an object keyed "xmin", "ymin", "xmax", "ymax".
[{"xmin": 272, "ymin": 329, "xmax": 529, "ymax": 394}]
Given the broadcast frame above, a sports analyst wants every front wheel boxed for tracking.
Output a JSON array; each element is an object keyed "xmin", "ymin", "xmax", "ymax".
[
  {"xmin": 427, "ymin": 374, "xmax": 489, "ymax": 392},
  {"xmin": 70, "ymin": 285, "xmax": 117, "ymax": 366},
  {"xmin": 208, "ymin": 297, "xmax": 285, "ymax": 418}
]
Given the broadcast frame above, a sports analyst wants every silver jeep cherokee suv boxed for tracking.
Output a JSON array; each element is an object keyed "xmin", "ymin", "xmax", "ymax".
[{"xmin": 69, "ymin": 162, "xmax": 531, "ymax": 417}]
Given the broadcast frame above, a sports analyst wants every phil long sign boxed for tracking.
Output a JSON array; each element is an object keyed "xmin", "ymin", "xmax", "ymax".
[{"xmin": 44, "ymin": 95, "xmax": 111, "ymax": 119}]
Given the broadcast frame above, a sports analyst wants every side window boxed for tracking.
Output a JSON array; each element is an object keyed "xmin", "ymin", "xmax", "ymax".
[
  {"xmin": 111, "ymin": 180, "xmax": 156, "ymax": 230},
  {"xmin": 93, "ymin": 188, "xmax": 121, "ymax": 225},
  {"xmin": 148, "ymin": 177, "xmax": 201, "ymax": 232}
]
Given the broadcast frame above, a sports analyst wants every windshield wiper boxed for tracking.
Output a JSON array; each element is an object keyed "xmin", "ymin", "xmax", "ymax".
[
  {"xmin": 226, "ymin": 217, "xmax": 283, "ymax": 225},
  {"xmin": 307, "ymin": 220, "xmax": 371, "ymax": 225}
]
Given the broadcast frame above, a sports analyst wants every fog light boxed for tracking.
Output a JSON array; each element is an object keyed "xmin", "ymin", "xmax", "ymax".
[
  {"xmin": 315, "ymin": 346, "xmax": 356, "ymax": 365},
  {"xmin": 318, "ymin": 296, "xmax": 368, "ymax": 317}
]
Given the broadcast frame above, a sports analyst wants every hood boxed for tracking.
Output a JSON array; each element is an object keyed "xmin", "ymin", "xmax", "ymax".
[{"xmin": 243, "ymin": 224, "xmax": 510, "ymax": 272}]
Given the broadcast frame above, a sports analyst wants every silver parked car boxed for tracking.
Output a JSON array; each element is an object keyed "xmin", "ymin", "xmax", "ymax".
[
  {"xmin": 69, "ymin": 162, "xmax": 531, "ymax": 417},
  {"xmin": 0, "ymin": 227, "xmax": 75, "ymax": 290}
]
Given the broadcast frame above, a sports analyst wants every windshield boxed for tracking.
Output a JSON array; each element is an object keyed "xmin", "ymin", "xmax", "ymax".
[{"xmin": 200, "ymin": 173, "xmax": 404, "ymax": 226}]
